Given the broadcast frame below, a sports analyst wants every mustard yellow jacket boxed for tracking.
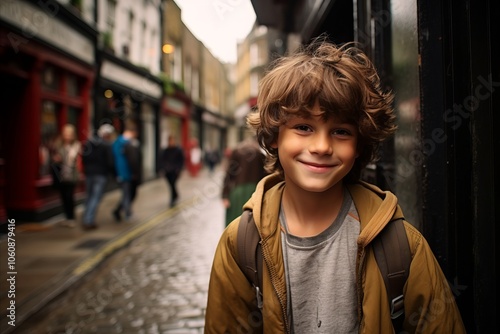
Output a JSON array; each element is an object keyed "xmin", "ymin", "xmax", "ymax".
[{"xmin": 205, "ymin": 174, "xmax": 465, "ymax": 333}]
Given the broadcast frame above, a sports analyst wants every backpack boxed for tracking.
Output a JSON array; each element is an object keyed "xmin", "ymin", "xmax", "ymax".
[{"xmin": 236, "ymin": 210, "xmax": 412, "ymax": 333}]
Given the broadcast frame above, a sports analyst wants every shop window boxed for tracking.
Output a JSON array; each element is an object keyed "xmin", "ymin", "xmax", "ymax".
[
  {"xmin": 67, "ymin": 74, "xmax": 80, "ymax": 97},
  {"xmin": 38, "ymin": 101, "xmax": 80, "ymax": 178},
  {"xmin": 39, "ymin": 101, "xmax": 60, "ymax": 177},
  {"xmin": 41, "ymin": 65, "xmax": 59, "ymax": 91},
  {"xmin": 68, "ymin": 107, "xmax": 81, "ymax": 129}
]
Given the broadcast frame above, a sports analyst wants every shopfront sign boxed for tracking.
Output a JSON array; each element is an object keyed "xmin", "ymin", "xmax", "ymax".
[
  {"xmin": 202, "ymin": 111, "xmax": 227, "ymax": 128},
  {"xmin": 101, "ymin": 60, "xmax": 162, "ymax": 99},
  {"xmin": 0, "ymin": 0, "xmax": 94, "ymax": 64},
  {"xmin": 163, "ymin": 97, "xmax": 186, "ymax": 116}
]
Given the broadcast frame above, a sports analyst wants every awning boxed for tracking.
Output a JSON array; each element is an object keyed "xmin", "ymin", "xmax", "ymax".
[{"xmin": 250, "ymin": 0, "xmax": 337, "ymax": 41}]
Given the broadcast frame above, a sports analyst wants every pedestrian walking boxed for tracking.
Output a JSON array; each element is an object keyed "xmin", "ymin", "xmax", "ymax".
[
  {"xmin": 204, "ymin": 145, "xmax": 220, "ymax": 174},
  {"xmin": 221, "ymin": 136, "xmax": 266, "ymax": 226},
  {"xmin": 124, "ymin": 133, "xmax": 142, "ymax": 209},
  {"xmin": 112, "ymin": 123, "xmax": 138, "ymax": 221},
  {"xmin": 81, "ymin": 124, "xmax": 115, "ymax": 230},
  {"xmin": 50, "ymin": 123, "xmax": 82, "ymax": 227},
  {"xmin": 205, "ymin": 39, "xmax": 465, "ymax": 333},
  {"xmin": 160, "ymin": 135, "xmax": 184, "ymax": 207}
]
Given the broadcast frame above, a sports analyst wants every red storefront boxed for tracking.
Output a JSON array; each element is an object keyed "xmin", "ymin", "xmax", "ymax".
[
  {"xmin": 160, "ymin": 90, "xmax": 200, "ymax": 176},
  {"xmin": 0, "ymin": 1, "xmax": 96, "ymax": 222}
]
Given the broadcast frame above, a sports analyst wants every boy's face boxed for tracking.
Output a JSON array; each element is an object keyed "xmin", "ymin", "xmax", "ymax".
[{"xmin": 274, "ymin": 103, "xmax": 358, "ymax": 193}]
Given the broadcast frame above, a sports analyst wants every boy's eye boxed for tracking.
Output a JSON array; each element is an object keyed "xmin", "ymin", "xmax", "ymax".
[
  {"xmin": 332, "ymin": 129, "xmax": 352, "ymax": 136},
  {"xmin": 295, "ymin": 124, "xmax": 312, "ymax": 132}
]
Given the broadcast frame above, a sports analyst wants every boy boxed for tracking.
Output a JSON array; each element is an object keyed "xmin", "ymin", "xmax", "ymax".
[{"xmin": 205, "ymin": 40, "xmax": 465, "ymax": 333}]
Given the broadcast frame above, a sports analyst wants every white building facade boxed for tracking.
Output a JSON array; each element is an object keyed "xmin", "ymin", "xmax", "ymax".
[{"xmin": 94, "ymin": 0, "xmax": 163, "ymax": 181}]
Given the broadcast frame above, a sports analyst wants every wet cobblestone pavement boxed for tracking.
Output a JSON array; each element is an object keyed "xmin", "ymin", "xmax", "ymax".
[{"xmin": 16, "ymin": 173, "xmax": 226, "ymax": 334}]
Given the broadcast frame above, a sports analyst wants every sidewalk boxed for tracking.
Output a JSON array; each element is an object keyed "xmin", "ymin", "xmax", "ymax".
[{"xmin": 0, "ymin": 167, "xmax": 226, "ymax": 332}]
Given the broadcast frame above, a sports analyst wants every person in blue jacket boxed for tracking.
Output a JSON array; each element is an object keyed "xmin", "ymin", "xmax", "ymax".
[{"xmin": 112, "ymin": 123, "xmax": 138, "ymax": 221}]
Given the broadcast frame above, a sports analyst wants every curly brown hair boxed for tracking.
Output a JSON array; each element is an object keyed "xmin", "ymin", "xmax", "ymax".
[{"xmin": 247, "ymin": 39, "xmax": 396, "ymax": 182}]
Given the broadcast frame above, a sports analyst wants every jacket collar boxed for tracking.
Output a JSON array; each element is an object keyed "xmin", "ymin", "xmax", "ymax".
[{"xmin": 244, "ymin": 174, "xmax": 403, "ymax": 246}]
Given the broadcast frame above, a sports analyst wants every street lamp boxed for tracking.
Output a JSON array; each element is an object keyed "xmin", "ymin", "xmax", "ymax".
[
  {"xmin": 162, "ymin": 43, "xmax": 175, "ymax": 54},
  {"xmin": 104, "ymin": 89, "xmax": 113, "ymax": 98}
]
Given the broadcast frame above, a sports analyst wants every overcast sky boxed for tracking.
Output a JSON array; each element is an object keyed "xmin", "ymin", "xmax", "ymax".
[{"xmin": 173, "ymin": 0, "xmax": 256, "ymax": 63}]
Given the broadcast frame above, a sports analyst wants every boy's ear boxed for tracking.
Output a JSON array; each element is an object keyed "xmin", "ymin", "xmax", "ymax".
[{"xmin": 270, "ymin": 140, "xmax": 278, "ymax": 149}]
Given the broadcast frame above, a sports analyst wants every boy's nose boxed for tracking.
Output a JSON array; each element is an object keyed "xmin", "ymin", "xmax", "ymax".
[{"xmin": 309, "ymin": 134, "xmax": 333, "ymax": 155}]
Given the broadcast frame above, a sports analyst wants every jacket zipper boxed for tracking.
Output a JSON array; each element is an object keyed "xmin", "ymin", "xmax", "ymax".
[{"xmin": 261, "ymin": 237, "xmax": 290, "ymax": 334}]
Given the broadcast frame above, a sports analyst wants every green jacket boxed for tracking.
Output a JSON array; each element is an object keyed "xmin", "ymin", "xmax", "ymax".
[{"xmin": 205, "ymin": 174, "xmax": 465, "ymax": 333}]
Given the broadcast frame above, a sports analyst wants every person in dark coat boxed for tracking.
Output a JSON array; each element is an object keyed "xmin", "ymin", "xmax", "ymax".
[
  {"xmin": 204, "ymin": 146, "xmax": 220, "ymax": 174},
  {"xmin": 160, "ymin": 135, "xmax": 185, "ymax": 207},
  {"xmin": 124, "ymin": 135, "xmax": 142, "ymax": 207},
  {"xmin": 81, "ymin": 124, "xmax": 115, "ymax": 230}
]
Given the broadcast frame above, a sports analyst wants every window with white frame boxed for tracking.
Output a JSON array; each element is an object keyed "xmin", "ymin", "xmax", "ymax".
[
  {"xmin": 173, "ymin": 47, "xmax": 182, "ymax": 82},
  {"xmin": 106, "ymin": 0, "xmax": 116, "ymax": 32},
  {"xmin": 184, "ymin": 62, "xmax": 192, "ymax": 94},
  {"xmin": 128, "ymin": 11, "xmax": 134, "ymax": 43},
  {"xmin": 150, "ymin": 29, "xmax": 157, "ymax": 72},
  {"xmin": 141, "ymin": 21, "xmax": 147, "ymax": 65},
  {"xmin": 250, "ymin": 72, "xmax": 259, "ymax": 96},
  {"xmin": 250, "ymin": 43, "xmax": 259, "ymax": 67},
  {"xmin": 192, "ymin": 70, "xmax": 200, "ymax": 101}
]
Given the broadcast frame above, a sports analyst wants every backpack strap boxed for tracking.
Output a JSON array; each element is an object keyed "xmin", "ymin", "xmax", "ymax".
[
  {"xmin": 372, "ymin": 218, "xmax": 411, "ymax": 333},
  {"xmin": 237, "ymin": 210, "xmax": 263, "ymax": 309}
]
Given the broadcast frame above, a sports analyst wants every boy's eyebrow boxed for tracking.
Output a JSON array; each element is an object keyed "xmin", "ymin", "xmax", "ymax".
[{"xmin": 288, "ymin": 115, "xmax": 356, "ymax": 127}]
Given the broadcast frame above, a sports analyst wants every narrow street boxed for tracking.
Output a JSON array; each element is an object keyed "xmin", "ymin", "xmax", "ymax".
[{"xmin": 15, "ymin": 172, "xmax": 226, "ymax": 334}]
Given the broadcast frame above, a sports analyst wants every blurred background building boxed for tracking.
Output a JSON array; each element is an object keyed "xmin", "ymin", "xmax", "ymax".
[
  {"xmin": 0, "ymin": 0, "xmax": 234, "ymax": 220},
  {"xmin": 1, "ymin": 0, "xmax": 98, "ymax": 222}
]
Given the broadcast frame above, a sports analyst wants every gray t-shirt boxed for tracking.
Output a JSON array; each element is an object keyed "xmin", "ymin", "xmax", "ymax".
[{"xmin": 280, "ymin": 190, "xmax": 360, "ymax": 333}]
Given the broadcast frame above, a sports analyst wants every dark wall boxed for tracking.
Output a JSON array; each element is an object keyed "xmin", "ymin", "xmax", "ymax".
[{"xmin": 418, "ymin": 0, "xmax": 497, "ymax": 332}]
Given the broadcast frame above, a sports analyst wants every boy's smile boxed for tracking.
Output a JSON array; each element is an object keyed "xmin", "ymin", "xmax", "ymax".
[{"xmin": 275, "ymin": 104, "xmax": 359, "ymax": 194}]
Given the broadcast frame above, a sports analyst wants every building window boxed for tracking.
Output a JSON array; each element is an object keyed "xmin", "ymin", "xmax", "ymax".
[
  {"xmin": 250, "ymin": 43, "xmax": 259, "ymax": 67},
  {"xmin": 128, "ymin": 11, "xmax": 134, "ymax": 43},
  {"xmin": 192, "ymin": 69, "xmax": 199, "ymax": 101},
  {"xmin": 41, "ymin": 65, "xmax": 59, "ymax": 91},
  {"xmin": 106, "ymin": 0, "xmax": 116, "ymax": 32},
  {"xmin": 150, "ymin": 29, "xmax": 157, "ymax": 71},
  {"xmin": 173, "ymin": 46, "xmax": 182, "ymax": 82},
  {"xmin": 250, "ymin": 72, "xmax": 259, "ymax": 96},
  {"xmin": 184, "ymin": 62, "xmax": 192, "ymax": 94},
  {"xmin": 206, "ymin": 85, "xmax": 215, "ymax": 110},
  {"xmin": 141, "ymin": 21, "xmax": 147, "ymax": 65}
]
